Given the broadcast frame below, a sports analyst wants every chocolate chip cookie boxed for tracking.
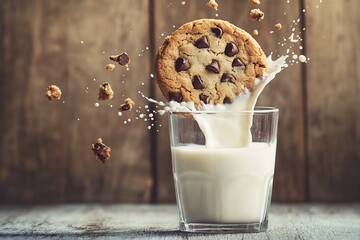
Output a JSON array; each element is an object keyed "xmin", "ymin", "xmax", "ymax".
[{"xmin": 155, "ymin": 19, "xmax": 267, "ymax": 105}]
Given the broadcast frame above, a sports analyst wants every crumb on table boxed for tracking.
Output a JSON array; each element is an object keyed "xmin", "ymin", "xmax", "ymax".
[{"xmin": 253, "ymin": 29, "xmax": 259, "ymax": 36}]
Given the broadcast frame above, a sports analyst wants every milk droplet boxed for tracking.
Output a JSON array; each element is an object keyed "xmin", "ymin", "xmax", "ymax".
[
  {"xmin": 95, "ymin": 102, "xmax": 100, "ymax": 107},
  {"xmin": 299, "ymin": 55, "xmax": 307, "ymax": 62},
  {"xmin": 118, "ymin": 112, "xmax": 122, "ymax": 116},
  {"xmin": 150, "ymin": 74, "xmax": 154, "ymax": 78}
]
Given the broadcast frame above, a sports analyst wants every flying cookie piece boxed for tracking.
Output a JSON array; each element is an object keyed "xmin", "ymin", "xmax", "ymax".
[
  {"xmin": 250, "ymin": 9, "xmax": 265, "ymax": 21},
  {"xmin": 206, "ymin": 0, "xmax": 218, "ymax": 11},
  {"xmin": 109, "ymin": 52, "xmax": 130, "ymax": 66},
  {"xmin": 98, "ymin": 82, "xmax": 114, "ymax": 100},
  {"xmin": 45, "ymin": 85, "xmax": 62, "ymax": 101},
  {"xmin": 91, "ymin": 138, "xmax": 111, "ymax": 163},
  {"xmin": 119, "ymin": 98, "xmax": 135, "ymax": 111}
]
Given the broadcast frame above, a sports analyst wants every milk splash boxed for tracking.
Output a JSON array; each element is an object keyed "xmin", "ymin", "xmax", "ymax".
[{"xmin": 160, "ymin": 55, "xmax": 288, "ymax": 148}]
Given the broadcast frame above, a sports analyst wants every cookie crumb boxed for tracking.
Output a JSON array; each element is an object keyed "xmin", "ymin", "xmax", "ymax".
[
  {"xmin": 45, "ymin": 85, "xmax": 62, "ymax": 101},
  {"xmin": 120, "ymin": 98, "xmax": 135, "ymax": 111},
  {"xmin": 109, "ymin": 52, "xmax": 130, "ymax": 66},
  {"xmin": 91, "ymin": 138, "xmax": 111, "ymax": 163},
  {"xmin": 207, "ymin": 0, "xmax": 218, "ymax": 11},
  {"xmin": 249, "ymin": 0, "xmax": 261, "ymax": 5},
  {"xmin": 275, "ymin": 23, "xmax": 282, "ymax": 30},
  {"xmin": 253, "ymin": 29, "xmax": 259, "ymax": 36},
  {"xmin": 250, "ymin": 8, "xmax": 264, "ymax": 21},
  {"xmin": 105, "ymin": 63, "xmax": 115, "ymax": 71},
  {"xmin": 98, "ymin": 82, "xmax": 114, "ymax": 100}
]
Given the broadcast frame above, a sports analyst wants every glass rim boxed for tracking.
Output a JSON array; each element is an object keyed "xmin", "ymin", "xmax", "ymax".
[{"xmin": 170, "ymin": 106, "xmax": 279, "ymax": 115}]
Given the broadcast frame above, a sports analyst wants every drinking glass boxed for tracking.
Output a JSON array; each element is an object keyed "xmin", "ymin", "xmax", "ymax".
[{"xmin": 169, "ymin": 107, "xmax": 279, "ymax": 233}]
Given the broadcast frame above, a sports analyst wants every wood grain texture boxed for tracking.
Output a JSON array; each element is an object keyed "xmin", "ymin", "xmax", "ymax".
[
  {"xmin": 305, "ymin": 0, "xmax": 360, "ymax": 201},
  {"xmin": 0, "ymin": 0, "xmax": 152, "ymax": 203},
  {"xmin": 0, "ymin": 204, "xmax": 359, "ymax": 239},
  {"xmin": 153, "ymin": 0, "xmax": 305, "ymax": 202}
]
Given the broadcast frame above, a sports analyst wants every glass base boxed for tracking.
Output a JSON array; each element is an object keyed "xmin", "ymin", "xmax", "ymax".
[{"xmin": 179, "ymin": 220, "xmax": 268, "ymax": 233}]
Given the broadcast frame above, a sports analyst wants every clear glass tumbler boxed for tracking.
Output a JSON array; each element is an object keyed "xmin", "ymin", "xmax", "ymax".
[{"xmin": 169, "ymin": 107, "xmax": 279, "ymax": 233}]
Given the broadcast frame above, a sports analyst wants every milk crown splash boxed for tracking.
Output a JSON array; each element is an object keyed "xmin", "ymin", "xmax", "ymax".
[
  {"xmin": 194, "ymin": 54, "xmax": 287, "ymax": 148},
  {"xmin": 146, "ymin": 55, "xmax": 287, "ymax": 148}
]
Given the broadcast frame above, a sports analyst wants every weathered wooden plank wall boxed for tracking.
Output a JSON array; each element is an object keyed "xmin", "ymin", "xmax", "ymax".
[
  {"xmin": 0, "ymin": 0, "xmax": 359, "ymax": 203},
  {"xmin": 0, "ymin": 0, "xmax": 152, "ymax": 203},
  {"xmin": 305, "ymin": 0, "xmax": 360, "ymax": 201}
]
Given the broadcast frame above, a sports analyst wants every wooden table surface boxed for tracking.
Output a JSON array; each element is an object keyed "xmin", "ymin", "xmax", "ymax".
[{"xmin": 0, "ymin": 204, "xmax": 359, "ymax": 239}]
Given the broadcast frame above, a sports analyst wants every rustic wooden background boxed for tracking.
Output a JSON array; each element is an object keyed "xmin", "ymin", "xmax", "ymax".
[{"xmin": 0, "ymin": 0, "xmax": 359, "ymax": 204}]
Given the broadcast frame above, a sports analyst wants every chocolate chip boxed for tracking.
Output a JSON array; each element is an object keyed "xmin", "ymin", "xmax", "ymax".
[
  {"xmin": 199, "ymin": 94, "xmax": 210, "ymax": 104},
  {"xmin": 120, "ymin": 104, "xmax": 131, "ymax": 111},
  {"xmin": 223, "ymin": 97, "xmax": 232, "ymax": 104},
  {"xmin": 232, "ymin": 58, "xmax": 245, "ymax": 69},
  {"xmin": 194, "ymin": 36, "xmax": 210, "ymax": 48},
  {"xmin": 211, "ymin": 27, "xmax": 223, "ymax": 38},
  {"xmin": 225, "ymin": 43, "xmax": 239, "ymax": 57},
  {"xmin": 192, "ymin": 75, "xmax": 205, "ymax": 90},
  {"xmin": 168, "ymin": 92, "xmax": 183, "ymax": 102},
  {"xmin": 175, "ymin": 57, "xmax": 190, "ymax": 72},
  {"xmin": 221, "ymin": 73, "xmax": 236, "ymax": 83},
  {"xmin": 118, "ymin": 52, "xmax": 130, "ymax": 65},
  {"xmin": 205, "ymin": 60, "xmax": 220, "ymax": 73}
]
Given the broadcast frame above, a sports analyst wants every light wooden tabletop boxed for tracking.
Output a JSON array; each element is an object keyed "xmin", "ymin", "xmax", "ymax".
[{"xmin": 0, "ymin": 204, "xmax": 359, "ymax": 239}]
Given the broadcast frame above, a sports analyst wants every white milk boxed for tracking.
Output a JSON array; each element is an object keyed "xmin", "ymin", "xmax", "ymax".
[
  {"xmin": 193, "ymin": 55, "xmax": 287, "ymax": 148},
  {"xmin": 172, "ymin": 143, "xmax": 276, "ymax": 223},
  {"xmin": 169, "ymin": 55, "xmax": 286, "ymax": 224}
]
